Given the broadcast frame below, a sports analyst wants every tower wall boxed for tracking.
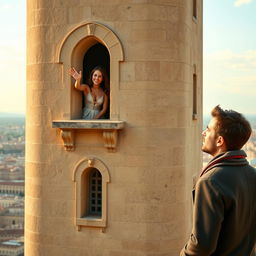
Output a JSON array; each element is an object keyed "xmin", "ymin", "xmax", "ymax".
[{"xmin": 26, "ymin": 1, "xmax": 203, "ymax": 255}]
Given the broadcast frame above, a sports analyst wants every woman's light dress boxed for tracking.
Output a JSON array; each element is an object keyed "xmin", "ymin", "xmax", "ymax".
[{"xmin": 82, "ymin": 92, "xmax": 104, "ymax": 119}]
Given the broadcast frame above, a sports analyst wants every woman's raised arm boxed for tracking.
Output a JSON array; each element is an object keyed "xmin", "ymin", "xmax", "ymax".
[{"xmin": 68, "ymin": 67, "xmax": 88, "ymax": 92}]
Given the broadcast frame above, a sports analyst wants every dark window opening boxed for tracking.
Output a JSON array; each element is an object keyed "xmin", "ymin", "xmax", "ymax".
[
  {"xmin": 193, "ymin": 73, "xmax": 197, "ymax": 119},
  {"xmin": 83, "ymin": 43, "xmax": 110, "ymax": 119},
  {"xmin": 88, "ymin": 169, "xmax": 102, "ymax": 217},
  {"xmin": 193, "ymin": 0, "xmax": 197, "ymax": 19}
]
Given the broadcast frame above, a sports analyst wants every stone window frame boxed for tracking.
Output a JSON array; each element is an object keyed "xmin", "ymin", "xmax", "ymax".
[
  {"xmin": 55, "ymin": 21, "xmax": 124, "ymax": 120},
  {"xmin": 53, "ymin": 22, "xmax": 125, "ymax": 152},
  {"xmin": 72, "ymin": 156, "xmax": 110, "ymax": 231}
]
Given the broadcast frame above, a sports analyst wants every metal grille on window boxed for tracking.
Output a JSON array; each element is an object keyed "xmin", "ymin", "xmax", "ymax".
[{"xmin": 89, "ymin": 169, "xmax": 102, "ymax": 216}]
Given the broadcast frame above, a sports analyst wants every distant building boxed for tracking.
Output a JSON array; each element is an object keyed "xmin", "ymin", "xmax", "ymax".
[
  {"xmin": 0, "ymin": 230, "xmax": 23, "ymax": 241},
  {"xmin": 0, "ymin": 240, "xmax": 24, "ymax": 256},
  {"xmin": 0, "ymin": 182, "xmax": 24, "ymax": 196},
  {"xmin": 0, "ymin": 196, "xmax": 21, "ymax": 208}
]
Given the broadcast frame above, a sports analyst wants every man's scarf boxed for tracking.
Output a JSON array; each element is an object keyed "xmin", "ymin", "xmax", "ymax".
[{"xmin": 200, "ymin": 154, "xmax": 246, "ymax": 177}]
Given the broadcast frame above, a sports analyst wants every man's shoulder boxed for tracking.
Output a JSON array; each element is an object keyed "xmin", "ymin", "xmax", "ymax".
[{"xmin": 198, "ymin": 163, "xmax": 256, "ymax": 193}]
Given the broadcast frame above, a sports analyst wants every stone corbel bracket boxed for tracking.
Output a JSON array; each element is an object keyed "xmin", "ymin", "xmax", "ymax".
[
  {"xmin": 60, "ymin": 129, "xmax": 75, "ymax": 152},
  {"xmin": 52, "ymin": 120, "xmax": 125, "ymax": 152}
]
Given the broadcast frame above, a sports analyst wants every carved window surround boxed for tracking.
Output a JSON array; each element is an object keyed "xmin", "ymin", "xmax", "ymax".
[
  {"xmin": 73, "ymin": 157, "xmax": 110, "ymax": 232},
  {"xmin": 52, "ymin": 120, "xmax": 125, "ymax": 152},
  {"xmin": 55, "ymin": 22, "xmax": 124, "ymax": 120}
]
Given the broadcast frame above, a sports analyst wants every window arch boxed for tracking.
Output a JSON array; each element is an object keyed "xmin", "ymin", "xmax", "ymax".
[
  {"xmin": 83, "ymin": 43, "xmax": 110, "ymax": 84},
  {"xmin": 56, "ymin": 22, "xmax": 124, "ymax": 120},
  {"xmin": 73, "ymin": 156, "xmax": 110, "ymax": 231}
]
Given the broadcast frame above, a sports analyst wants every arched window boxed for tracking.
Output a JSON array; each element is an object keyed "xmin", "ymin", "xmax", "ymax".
[
  {"xmin": 56, "ymin": 22, "xmax": 124, "ymax": 120},
  {"xmin": 88, "ymin": 168, "xmax": 102, "ymax": 217},
  {"xmin": 73, "ymin": 157, "xmax": 110, "ymax": 231},
  {"xmin": 83, "ymin": 43, "xmax": 110, "ymax": 84}
]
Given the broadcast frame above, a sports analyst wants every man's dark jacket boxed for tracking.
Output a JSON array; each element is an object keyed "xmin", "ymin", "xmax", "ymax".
[{"xmin": 180, "ymin": 150, "xmax": 256, "ymax": 256}]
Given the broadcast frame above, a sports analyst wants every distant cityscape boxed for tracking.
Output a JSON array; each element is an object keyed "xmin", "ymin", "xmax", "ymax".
[
  {"xmin": 0, "ymin": 116, "xmax": 24, "ymax": 256},
  {"xmin": 0, "ymin": 113, "xmax": 255, "ymax": 256}
]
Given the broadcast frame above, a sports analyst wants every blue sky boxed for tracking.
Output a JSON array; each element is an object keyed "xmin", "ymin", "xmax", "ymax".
[
  {"xmin": 0, "ymin": 0, "xmax": 26, "ymax": 113},
  {"xmin": 204, "ymin": 0, "xmax": 256, "ymax": 114},
  {"xmin": 0, "ymin": 0, "xmax": 255, "ymax": 114}
]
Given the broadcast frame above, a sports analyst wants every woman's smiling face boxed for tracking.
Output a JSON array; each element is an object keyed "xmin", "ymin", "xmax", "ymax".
[{"xmin": 92, "ymin": 70, "xmax": 103, "ymax": 87}]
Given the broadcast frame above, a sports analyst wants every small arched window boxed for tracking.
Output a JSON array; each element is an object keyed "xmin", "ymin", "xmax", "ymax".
[
  {"xmin": 88, "ymin": 168, "xmax": 102, "ymax": 217},
  {"xmin": 73, "ymin": 157, "xmax": 110, "ymax": 230}
]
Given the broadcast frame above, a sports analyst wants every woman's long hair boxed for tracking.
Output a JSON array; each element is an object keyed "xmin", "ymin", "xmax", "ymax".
[{"xmin": 88, "ymin": 66, "xmax": 109, "ymax": 95}]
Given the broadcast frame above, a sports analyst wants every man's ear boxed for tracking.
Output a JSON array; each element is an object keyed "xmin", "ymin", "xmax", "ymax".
[{"xmin": 216, "ymin": 135, "xmax": 225, "ymax": 148}]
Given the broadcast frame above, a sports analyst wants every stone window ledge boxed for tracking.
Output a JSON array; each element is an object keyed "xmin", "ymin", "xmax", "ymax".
[
  {"xmin": 52, "ymin": 120, "xmax": 125, "ymax": 152},
  {"xmin": 76, "ymin": 217, "xmax": 106, "ymax": 231}
]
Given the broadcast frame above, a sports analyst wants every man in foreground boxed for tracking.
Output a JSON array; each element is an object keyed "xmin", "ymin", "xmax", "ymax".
[{"xmin": 180, "ymin": 105, "xmax": 256, "ymax": 256}]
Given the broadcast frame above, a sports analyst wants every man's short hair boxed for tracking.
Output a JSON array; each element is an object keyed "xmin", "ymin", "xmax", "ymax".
[{"xmin": 211, "ymin": 105, "xmax": 252, "ymax": 150}]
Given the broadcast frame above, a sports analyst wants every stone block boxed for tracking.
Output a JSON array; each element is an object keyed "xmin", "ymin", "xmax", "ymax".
[
  {"xmin": 109, "ymin": 251, "xmax": 142, "ymax": 256},
  {"xmin": 26, "ymin": 143, "xmax": 55, "ymax": 163},
  {"xmin": 42, "ymin": 184, "xmax": 74, "ymax": 201},
  {"xmin": 27, "ymin": 26, "xmax": 56, "ymax": 48},
  {"xmin": 130, "ymin": 29, "xmax": 167, "ymax": 41},
  {"xmin": 25, "ymin": 214, "xmax": 40, "ymax": 233},
  {"xmin": 173, "ymin": 146, "xmax": 186, "ymax": 165},
  {"xmin": 120, "ymin": 108, "xmax": 178, "ymax": 128},
  {"xmin": 25, "ymin": 105, "xmax": 52, "ymax": 127},
  {"xmin": 125, "ymin": 41, "xmax": 178, "ymax": 61},
  {"xmin": 122, "ymin": 240, "xmax": 161, "ymax": 252},
  {"xmin": 27, "ymin": 42, "xmax": 56, "ymax": 64},
  {"xmin": 135, "ymin": 61, "xmax": 160, "ymax": 81},
  {"xmin": 27, "ymin": 63, "xmax": 62, "ymax": 83},
  {"xmin": 68, "ymin": 6, "xmax": 91, "ymax": 24},
  {"xmin": 91, "ymin": 5, "xmax": 121, "ymax": 21},
  {"xmin": 125, "ymin": 5, "xmax": 170, "ymax": 21},
  {"xmin": 26, "ymin": 182, "xmax": 42, "ymax": 198},
  {"xmin": 124, "ymin": 186, "xmax": 177, "ymax": 205},
  {"xmin": 120, "ymin": 62, "xmax": 135, "ymax": 82},
  {"xmin": 148, "ymin": 0, "xmax": 178, "ymax": 5},
  {"xmin": 119, "ymin": 89, "xmax": 190, "ymax": 114},
  {"xmin": 160, "ymin": 62, "xmax": 191, "ymax": 83},
  {"xmin": 25, "ymin": 162, "xmax": 63, "ymax": 180},
  {"xmin": 28, "ymin": 0, "xmax": 80, "ymax": 10}
]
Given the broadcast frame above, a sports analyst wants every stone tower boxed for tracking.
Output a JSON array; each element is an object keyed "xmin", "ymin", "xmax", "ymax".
[{"xmin": 26, "ymin": 0, "xmax": 202, "ymax": 255}]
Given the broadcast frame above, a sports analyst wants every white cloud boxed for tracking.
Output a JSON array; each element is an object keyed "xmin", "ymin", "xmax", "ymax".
[
  {"xmin": 234, "ymin": 0, "xmax": 254, "ymax": 7},
  {"xmin": 204, "ymin": 49, "xmax": 256, "ymax": 114},
  {"xmin": 206, "ymin": 49, "xmax": 256, "ymax": 70}
]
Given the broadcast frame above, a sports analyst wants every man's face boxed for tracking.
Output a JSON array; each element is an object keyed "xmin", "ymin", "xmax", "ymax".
[{"xmin": 202, "ymin": 117, "xmax": 220, "ymax": 156}]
